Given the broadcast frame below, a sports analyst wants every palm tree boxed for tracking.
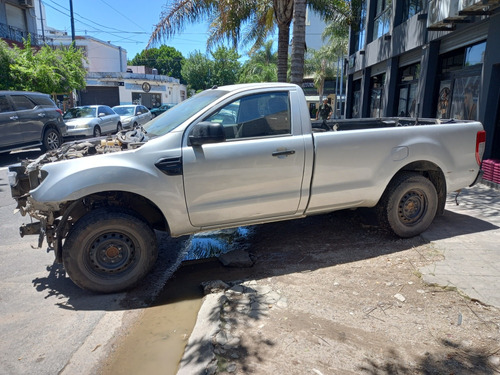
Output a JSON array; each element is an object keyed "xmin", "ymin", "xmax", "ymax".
[
  {"xmin": 147, "ymin": 0, "xmax": 352, "ymax": 84},
  {"xmin": 239, "ymin": 40, "xmax": 278, "ymax": 82},
  {"xmin": 290, "ymin": 0, "xmax": 306, "ymax": 85}
]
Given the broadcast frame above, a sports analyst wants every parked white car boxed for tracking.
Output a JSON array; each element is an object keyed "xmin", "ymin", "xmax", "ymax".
[
  {"xmin": 112, "ymin": 105, "xmax": 153, "ymax": 129},
  {"xmin": 63, "ymin": 105, "xmax": 122, "ymax": 137}
]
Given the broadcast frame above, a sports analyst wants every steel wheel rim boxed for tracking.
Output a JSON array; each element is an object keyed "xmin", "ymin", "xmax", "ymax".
[
  {"xmin": 87, "ymin": 232, "xmax": 136, "ymax": 275},
  {"xmin": 398, "ymin": 190, "xmax": 426, "ymax": 225}
]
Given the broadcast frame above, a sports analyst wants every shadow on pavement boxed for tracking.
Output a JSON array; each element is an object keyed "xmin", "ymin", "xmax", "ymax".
[{"xmin": 423, "ymin": 209, "xmax": 499, "ymax": 242}]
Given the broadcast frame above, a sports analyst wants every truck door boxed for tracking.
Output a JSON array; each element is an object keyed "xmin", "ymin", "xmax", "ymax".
[{"xmin": 182, "ymin": 91, "xmax": 306, "ymax": 227}]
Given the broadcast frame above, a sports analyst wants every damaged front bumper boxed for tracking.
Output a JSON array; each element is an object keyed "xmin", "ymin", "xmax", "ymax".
[{"xmin": 8, "ymin": 128, "xmax": 150, "ymax": 260}]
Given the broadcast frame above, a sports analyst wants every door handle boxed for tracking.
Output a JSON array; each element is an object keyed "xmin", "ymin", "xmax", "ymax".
[
  {"xmin": 272, "ymin": 149, "xmax": 295, "ymax": 157},
  {"xmin": 9, "ymin": 116, "xmax": 18, "ymax": 120},
  {"xmin": 38, "ymin": 113, "xmax": 46, "ymax": 117}
]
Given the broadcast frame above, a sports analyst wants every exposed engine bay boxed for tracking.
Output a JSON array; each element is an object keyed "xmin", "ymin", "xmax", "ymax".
[{"xmin": 8, "ymin": 127, "xmax": 151, "ymax": 259}]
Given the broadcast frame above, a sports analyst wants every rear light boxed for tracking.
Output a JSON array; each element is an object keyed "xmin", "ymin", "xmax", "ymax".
[
  {"xmin": 56, "ymin": 108, "xmax": 63, "ymax": 115},
  {"xmin": 475, "ymin": 130, "xmax": 486, "ymax": 166}
]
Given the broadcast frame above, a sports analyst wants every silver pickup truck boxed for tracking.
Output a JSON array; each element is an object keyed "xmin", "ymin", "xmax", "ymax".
[{"xmin": 8, "ymin": 83, "xmax": 486, "ymax": 293}]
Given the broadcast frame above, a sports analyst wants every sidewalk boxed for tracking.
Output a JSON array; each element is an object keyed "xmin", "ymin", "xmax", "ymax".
[{"xmin": 420, "ymin": 182, "xmax": 500, "ymax": 307}]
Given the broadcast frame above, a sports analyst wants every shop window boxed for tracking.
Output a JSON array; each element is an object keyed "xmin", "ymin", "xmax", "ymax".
[
  {"xmin": 369, "ymin": 73, "xmax": 385, "ymax": 118},
  {"xmin": 436, "ymin": 81, "xmax": 451, "ymax": 119},
  {"xmin": 449, "ymin": 76, "xmax": 480, "ymax": 120},
  {"xmin": 397, "ymin": 63, "xmax": 420, "ymax": 117},
  {"xmin": 436, "ymin": 41, "xmax": 484, "ymax": 120},
  {"xmin": 401, "ymin": 0, "xmax": 423, "ymax": 22},
  {"xmin": 351, "ymin": 79, "xmax": 362, "ymax": 118},
  {"xmin": 373, "ymin": 0, "xmax": 392, "ymax": 40}
]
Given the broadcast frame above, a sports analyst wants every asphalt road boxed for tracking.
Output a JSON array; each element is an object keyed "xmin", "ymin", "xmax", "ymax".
[{"xmin": 0, "ymin": 149, "xmax": 187, "ymax": 374}]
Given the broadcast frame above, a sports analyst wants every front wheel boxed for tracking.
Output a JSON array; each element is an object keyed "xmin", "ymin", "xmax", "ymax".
[
  {"xmin": 377, "ymin": 173, "xmax": 438, "ymax": 238},
  {"xmin": 93, "ymin": 126, "xmax": 102, "ymax": 137},
  {"xmin": 63, "ymin": 208, "xmax": 158, "ymax": 293}
]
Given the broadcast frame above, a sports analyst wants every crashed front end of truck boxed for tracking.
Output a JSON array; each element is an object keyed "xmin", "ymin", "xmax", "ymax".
[{"xmin": 8, "ymin": 128, "xmax": 149, "ymax": 262}]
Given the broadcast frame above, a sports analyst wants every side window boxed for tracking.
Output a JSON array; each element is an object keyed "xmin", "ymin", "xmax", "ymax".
[
  {"xmin": 11, "ymin": 95, "xmax": 36, "ymax": 111},
  {"xmin": 100, "ymin": 106, "xmax": 113, "ymax": 116},
  {"xmin": 30, "ymin": 95, "xmax": 55, "ymax": 107},
  {"xmin": 0, "ymin": 95, "xmax": 14, "ymax": 113},
  {"xmin": 205, "ymin": 92, "xmax": 290, "ymax": 140}
]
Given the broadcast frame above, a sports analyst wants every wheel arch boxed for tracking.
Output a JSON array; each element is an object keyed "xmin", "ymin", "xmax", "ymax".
[
  {"xmin": 385, "ymin": 160, "xmax": 447, "ymax": 216},
  {"xmin": 55, "ymin": 191, "xmax": 169, "ymax": 262}
]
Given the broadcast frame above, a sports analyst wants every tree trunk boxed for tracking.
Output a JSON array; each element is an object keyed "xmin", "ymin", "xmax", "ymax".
[
  {"xmin": 274, "ymin": 0, "xmax": 294, "ymax": 82},
  {"xmin": 276, "ymin": 23, "xmax": 290, "ymax": 82},
  {"xmin": 290, "ymin": 0, "xmax": 306, "ymax": 85}
]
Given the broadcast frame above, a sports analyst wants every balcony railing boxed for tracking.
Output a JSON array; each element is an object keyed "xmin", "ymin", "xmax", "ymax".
[{"xmin": 0, "ymin": 22, "xmax": 53, "ymax": 46}]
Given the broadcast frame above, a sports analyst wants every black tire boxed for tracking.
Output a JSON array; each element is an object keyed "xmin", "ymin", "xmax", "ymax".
[
  {"xmin": 117, "ymin": 122, "xmax": 123, "ymax": 132},
  {"xmin": 93, "ymin": 126, "xmax": 102, "ymax": 137},
  {"xmin": 42, "ymin": 127, "xmax": 62, "ymax": 151},
  {"xmin": 377, "ymin": 173, "xmax": 438, "ymax": 238},
  {"xmin": 133, "ymin": 121, "xmax": 138, "ymax": 128},
  {"xmin": 63, "ymin": 208, "xmax": 158, "ymax": 293}
]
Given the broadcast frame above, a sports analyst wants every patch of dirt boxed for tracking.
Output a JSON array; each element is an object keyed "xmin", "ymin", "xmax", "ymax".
[{"xmin": 200, "ymin": 210, "xmax": 500, "ymax": 374}]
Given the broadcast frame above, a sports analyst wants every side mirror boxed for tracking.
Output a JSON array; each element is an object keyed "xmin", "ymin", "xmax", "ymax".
[
  {"xmin": 189, "ymin": 121, "xmax": 226, "ymax": 146},
  {"xmin": 98, "ymin": 112, "xmax": 106, "ymax": 117}
]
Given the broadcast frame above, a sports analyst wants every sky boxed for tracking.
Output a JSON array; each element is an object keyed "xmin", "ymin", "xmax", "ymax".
[{"xmin": 41, "ymin": 0, "xmax": 229, "ymax": 61}]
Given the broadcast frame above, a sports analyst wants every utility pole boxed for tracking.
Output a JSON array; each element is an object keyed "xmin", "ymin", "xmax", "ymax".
[
  {"xmin": 38, "ymin": 0, "xmax": 45, "ymax": 43},
  {"xmin": 69, "ymin": 0, "xmax": 75, "ymax": 43}
]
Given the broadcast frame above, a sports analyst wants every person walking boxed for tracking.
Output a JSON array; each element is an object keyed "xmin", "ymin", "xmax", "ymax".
[{"xmin": 316, "ymin": 98, "xmax": 332, "ymax": 121}]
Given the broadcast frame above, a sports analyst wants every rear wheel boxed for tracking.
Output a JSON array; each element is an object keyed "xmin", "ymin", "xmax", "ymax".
[
  {"xmin": 42, "ymin": 127, "xmax": 62, "ymax": 151},
  {"xmin": 63, "ymin": 208, "xmax": 158, "ymax": 293},
  {"xmin": 377, "ymin": 173, "xmax": 438, "ymax": 238}
]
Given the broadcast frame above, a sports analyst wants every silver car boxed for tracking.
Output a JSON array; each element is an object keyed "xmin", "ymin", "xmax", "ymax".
[
  {"xmin": 63, "ymin": 105, "xmax": 122, "ymax": 137},
  {"xmin": 112, "ymin": 105, "xmax": 153, "ymax": 129}
]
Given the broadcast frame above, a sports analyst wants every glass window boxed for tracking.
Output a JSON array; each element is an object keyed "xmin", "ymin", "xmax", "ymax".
[
  {"xmin": 397, "ymin": 63, "xmax": 420, "ymax": 117},
  {"xmin": 373, "ymin": 0, "xmax": 392, "ymax": 40},
  {"xmin": 205, "ymin": 92, "xmax": 290, "ymax": 139},
  {"xmin": 0, "ymin": 96, "xmax": 13, "ymax": 113},
  {"xmin": 351, "ymin": 80, "xmax": 362, "ymax": 118},
  {"xmin": 436, "ymin": 81, "xmax": 451, "ymax": 119},
  {"xmin": 402, "ymin": 0, "xmax": 423, "ymax": 22},
  {"xmin": 11, "ymin": 95, "xmax": 36, "ymax": 111},
  {"xmin": 369, "ymin": 73, "xmax": 385, "ymax": 118},
  {"xmin": 465, "ymin": 41, "xmax": 486, "ymax": 67},
  {"xmin": 449, "ymin": 76, "xmax": 480, "ymax": 121},
  {"xmin": 352, "ymin": 1, "xmax": 367, "ymax": 51}
]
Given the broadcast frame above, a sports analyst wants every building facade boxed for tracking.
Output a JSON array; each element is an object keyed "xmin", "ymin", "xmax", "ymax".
[
  {"xmin": 0, "ymin": 0, "xmax": 45, "ymax": 47},
  {"xmin": 346, "ymin": 0, "xmax": 500, "ymax": 160}
]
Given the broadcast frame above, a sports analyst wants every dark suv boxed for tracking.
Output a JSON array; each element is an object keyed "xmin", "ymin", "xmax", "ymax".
[{"xmin": 0, "ymin": 91, "xmax": 67, "ymax": 153}]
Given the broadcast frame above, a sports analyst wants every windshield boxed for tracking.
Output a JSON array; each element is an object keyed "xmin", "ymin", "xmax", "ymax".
[
  {"xmin": 143, "ymin": 89, "xmax": 227, "ymax": 136},
  {"xmin": 113, "ymin": 107, "xmax": 134, "ymax": 116},
  {"xmin": 64, "ymin": 107, "xmax": 96, "ymax": 119}
]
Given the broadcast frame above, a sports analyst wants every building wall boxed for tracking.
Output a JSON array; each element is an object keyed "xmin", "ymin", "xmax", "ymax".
[
  {"xmin": 83, "ymin": 72, "xmax": 186, "ymax": 109},
  {"xmin": 49, "ymin": 36, "xmax": 128, "ymax": 73},
  {"xmin": 346, "ymin": 0, "xmax": 500, "ymax": 159}
]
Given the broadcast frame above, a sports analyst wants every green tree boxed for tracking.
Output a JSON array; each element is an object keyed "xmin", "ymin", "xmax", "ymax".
[
  {"xmin": 129, "ymin": 45, "xmax": 184, "ymax": 80},
  {"xmin": 238, "ymin": 40, "xmax": 277, "ymax": 83},
  {"xmin": 181, "ymin": 46, "xmax": 241, "ymax": 91},
  {"xmin": 210, "ymin": 46, "xmax": 241, "ymax": 86},
  {"xmin": 0, "ymin": 41, "xmax": 15, "ymax": 89},
  {"xmin": 0, "ymin": 37, "xmax": 86, "ymax": 94},
  {"xmin": 181, "ymin": 51, "xmax": 213, "ymax": 92}
]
